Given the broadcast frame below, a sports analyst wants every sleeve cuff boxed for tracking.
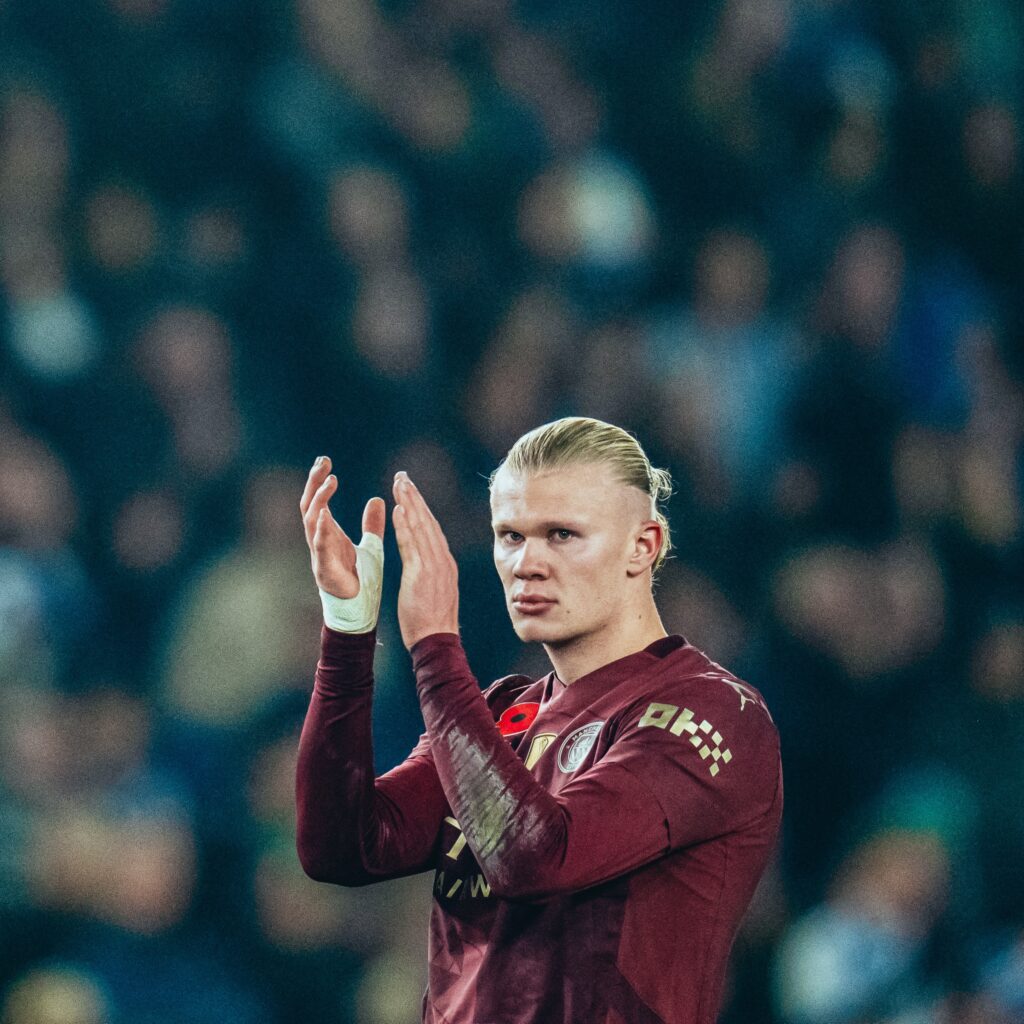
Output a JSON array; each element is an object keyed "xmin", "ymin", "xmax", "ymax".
[
  {"xmin": 319, "ymin": 624, "xmax": 378, "ymax": 670},
  {"xmin": 411, "ymin": 633, "xmax": 479, "ymax": 701},
  {"xmin": 410, "ymin": 632, "xmax": 466, "ymax": 678}
]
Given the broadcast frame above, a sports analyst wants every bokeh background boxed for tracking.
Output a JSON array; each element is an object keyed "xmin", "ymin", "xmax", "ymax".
[{"xmin": 1, "ymin": 0, "xmax": 1022, "ymax": 1020}]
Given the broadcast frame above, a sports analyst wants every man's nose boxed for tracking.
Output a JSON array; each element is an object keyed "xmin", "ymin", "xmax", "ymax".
[{"xmin": 513, "ymin": 538, "xmax": 549, "ymax": 578}]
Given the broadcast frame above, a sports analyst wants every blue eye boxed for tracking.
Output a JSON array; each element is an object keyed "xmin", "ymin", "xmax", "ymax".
[{"xmin": 496, "ymin": 529, "xmax": 574, "ymax": 543}]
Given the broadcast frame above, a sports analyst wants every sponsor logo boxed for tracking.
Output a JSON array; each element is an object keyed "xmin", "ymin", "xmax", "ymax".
[
  {"xmin": 433, "ymin": 869, "xmax": 493, "ymax": 901},
  {"xmin": 557, "ymin": 721, "xmax": 604, "ymax": 773},
  {"xmin": 638, "ymin": 703, "xmax": 733, "ymax": 777},
  {"xmin": 711, "ymin": 674, "xmax": 771, "ymax": 718},
  {"xmin": 443, "ymin": 816, "xmax": 467, "ymax": 860}
]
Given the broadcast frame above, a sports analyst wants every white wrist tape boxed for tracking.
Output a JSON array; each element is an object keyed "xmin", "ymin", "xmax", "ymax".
[{"xmin": 319, "ymin": 533, "xmax": 384, "ymax": 634}]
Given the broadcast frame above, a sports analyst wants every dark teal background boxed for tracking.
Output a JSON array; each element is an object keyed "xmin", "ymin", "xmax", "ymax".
[{"xmin": 0, "ymin": 0, "xmax": 1022, "ymax": 1020}]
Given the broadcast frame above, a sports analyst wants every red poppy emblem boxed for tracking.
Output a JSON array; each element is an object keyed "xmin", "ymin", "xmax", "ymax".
[{"xmin": 497, "ymin": 702, "xmax": 540, "ymax": 737}]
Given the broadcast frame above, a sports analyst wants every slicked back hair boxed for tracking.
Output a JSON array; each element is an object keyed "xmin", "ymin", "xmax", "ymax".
[{"xmin": 489, "ymin": 416, "xmax": 673, "ymax": 576}]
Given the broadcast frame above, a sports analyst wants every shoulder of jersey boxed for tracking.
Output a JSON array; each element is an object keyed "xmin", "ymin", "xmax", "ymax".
[
  {"xmin": 616, "ymin": 653, "xmax": 778, "ymax": 789},
  {"xmin": 633, "ymin": 644, "xmax": 777, "ymax": 736},
  {"xmin": 482, "ymin": 673, "xmax": 543, "ymax": 714}
]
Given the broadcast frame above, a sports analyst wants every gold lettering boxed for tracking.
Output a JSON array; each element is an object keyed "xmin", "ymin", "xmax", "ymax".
[
  {"xmin": 469, "ymin": 874, "xmax": 492, "ymax": 898},
  {"xmin": 443, "ymin": 816, "xmax": 467, "ymax": 860},
  {"xmin": 445, "ymin": 878, "xmax": 463, "ymax": 898},
  {"xmin": 669, "ymin": 708, "xmax": 697, "ymax": 736},
  {"xmin": 637, "ymin": 704, "xmax": 734, "ymax": 778},
  {"xmin": 638, "ymin": 702, "xmax": 677, "ymax": 729}
]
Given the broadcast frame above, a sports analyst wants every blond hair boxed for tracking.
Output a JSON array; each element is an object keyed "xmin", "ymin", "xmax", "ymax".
[{"xmin": 489, "ymin": 416, "xmax": 673, "ymax": 575}]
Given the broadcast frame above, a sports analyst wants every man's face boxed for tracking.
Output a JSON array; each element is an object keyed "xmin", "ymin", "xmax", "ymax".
[{"xmin": 490, "ymin": 462, "xmax": 654, "ymax": 648}]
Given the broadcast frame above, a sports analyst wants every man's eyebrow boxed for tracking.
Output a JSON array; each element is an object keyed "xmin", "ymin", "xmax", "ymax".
[{"xmin": 491, "ymin": 520, "xmax": 586, "ymax": 532}]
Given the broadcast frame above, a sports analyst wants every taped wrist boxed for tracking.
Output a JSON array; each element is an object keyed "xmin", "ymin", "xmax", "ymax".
[{"xmin": 319, "ymin": 533, "xmax": 384, "ymax": 634}]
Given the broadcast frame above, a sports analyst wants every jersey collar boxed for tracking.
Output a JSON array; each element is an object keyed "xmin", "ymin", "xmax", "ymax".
[{"xmin": 541, "ymin": 634, "xmax": 689, "ymax": 715}]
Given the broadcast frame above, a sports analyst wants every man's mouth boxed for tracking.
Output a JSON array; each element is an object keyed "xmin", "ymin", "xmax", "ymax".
[{"xmin": 512, "ymin": 595, "xmax": 556, "ymax": 615}]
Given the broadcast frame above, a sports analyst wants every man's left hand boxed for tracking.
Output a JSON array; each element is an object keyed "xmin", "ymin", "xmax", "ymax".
[{"xmin": 392, "ymin": 471, "xmax": 461, "ymax": 650}]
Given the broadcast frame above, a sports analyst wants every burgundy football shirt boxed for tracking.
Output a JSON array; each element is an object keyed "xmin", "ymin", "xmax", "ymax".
[{"xmin": 296, "ymin": 627, "xmax": 782, "ymax": 1024}]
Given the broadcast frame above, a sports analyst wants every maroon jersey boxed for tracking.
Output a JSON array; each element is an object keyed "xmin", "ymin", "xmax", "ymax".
[{"xmin": 296, "ymin": 628, "xmax": 782, "ymax": 1024}]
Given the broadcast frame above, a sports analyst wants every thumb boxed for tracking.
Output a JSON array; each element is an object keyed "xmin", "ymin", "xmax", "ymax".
[{"xmin": 362, "ymin": 496, "xmax": 386, "ymax": 540}]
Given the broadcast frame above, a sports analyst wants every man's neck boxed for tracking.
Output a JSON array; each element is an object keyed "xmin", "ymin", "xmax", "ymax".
[{"xmin": 544, "ymin": 605, "xmax": 668, "ymax": 685}]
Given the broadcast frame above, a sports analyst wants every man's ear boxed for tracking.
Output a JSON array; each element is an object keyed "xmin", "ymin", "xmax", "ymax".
[{"xmin": 627, "ymin": 521, "xmax": 662, "ymax": 577}]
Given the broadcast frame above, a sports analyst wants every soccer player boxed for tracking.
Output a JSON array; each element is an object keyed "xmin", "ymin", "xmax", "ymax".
[{"xmin": 295, "ymin": 417, "xmax": 782, "ymax": 1024}]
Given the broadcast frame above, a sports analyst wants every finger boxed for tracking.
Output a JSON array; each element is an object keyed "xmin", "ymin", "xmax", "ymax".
[
  {"xmin": 362, "ymin": 496, "xmax": 386, "ymax": 540},
  {"xmin": 313, "ymin": 506, "xmax": 332, "ymax": 551},
  {"xmin": 393, "ymin": 474, "xmax": 432, "ymax": 563},
  {"xmin": 392, "ymin": 473, "xmax": 416, "ymax": 523},
  {"xmin": 398, "ymin": 473, "xmax": 441, "ymax": 531},
  {"xmin": 313, "ymin": 507, "xmax": 351, "ymax": 582},
  {"xmin": 396, "ymin": 473, "xmax": 449, "ymax": 557},
  {"xmin": 304, "ymin": 473, "xmax": 339, "ymax": 544},
  {"xmin": 314, "ymin": 505, "xmax": 351, "ymax": 556},
  {"xmin": 391, "ymin": 503, "xmax": 420, "ymax": 568},
  {"xmin": 300, "ymin": 456, "xmax": 332, "ymax": 517}
]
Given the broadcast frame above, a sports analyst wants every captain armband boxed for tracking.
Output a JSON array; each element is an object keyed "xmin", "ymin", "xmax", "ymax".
[{"xmin": 319, "ymin": 533, "xmax": 384, "ymax": 634}]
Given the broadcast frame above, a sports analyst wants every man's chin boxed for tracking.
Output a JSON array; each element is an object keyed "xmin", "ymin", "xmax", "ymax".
[{"xmin": 512, "ymin": 618, "xmax": 574, "ymax": 645}]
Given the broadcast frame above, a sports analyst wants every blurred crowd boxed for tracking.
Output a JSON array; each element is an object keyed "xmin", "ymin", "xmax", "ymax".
[{"xmin": 0, "ymin": 0, "xmax": 1022, "ymax": 1021}]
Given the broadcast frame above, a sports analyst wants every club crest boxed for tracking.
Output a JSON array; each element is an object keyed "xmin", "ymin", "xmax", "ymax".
[{"xmin": 557, "ymin": 721, "xmax": 604, "ymax": 773}]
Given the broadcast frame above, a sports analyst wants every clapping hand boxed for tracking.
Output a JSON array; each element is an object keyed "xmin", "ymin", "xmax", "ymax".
[
  {"xmin": 392, "ymin": 471, "xmax": 460, "ymax": 650},
  {"xmin": 300, "ymin": 456, "xmax": 385, "ymax": 599}
]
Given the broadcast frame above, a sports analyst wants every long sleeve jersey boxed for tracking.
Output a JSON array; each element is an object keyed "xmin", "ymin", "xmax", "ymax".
[{"xmin": 296, "ymin": 627, "xmax": 782, "ymax": 1024}]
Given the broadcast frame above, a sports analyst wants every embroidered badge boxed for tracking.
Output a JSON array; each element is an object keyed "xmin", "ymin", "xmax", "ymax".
[
  {"xmin": 523, "ymin": 732, "xmax": 557, "ymax": 770},
  {"xmin": 557, "ymin": 721, "xmax": 604, "ymax": 773}
]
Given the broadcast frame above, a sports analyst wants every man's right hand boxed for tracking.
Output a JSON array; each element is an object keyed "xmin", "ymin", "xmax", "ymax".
[{"xmin": 300, "ymin": 456, "xmax": 386, "ymax": 599}]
